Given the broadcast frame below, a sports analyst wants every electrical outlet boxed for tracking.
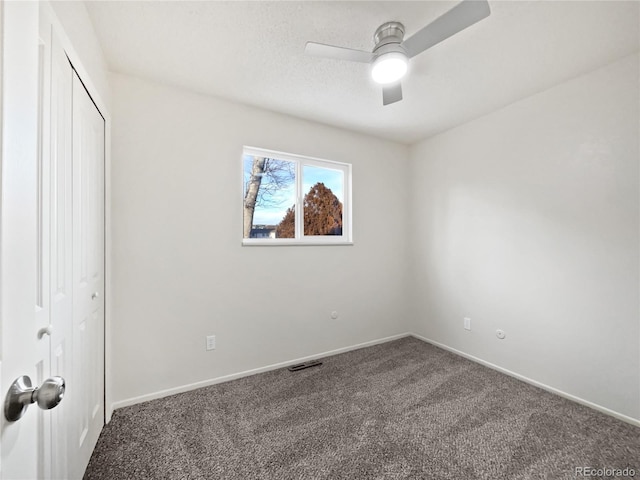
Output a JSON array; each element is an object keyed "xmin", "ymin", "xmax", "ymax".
[
  {"xmin": 464, "ymin": 317, "xmax": 471, "ymax": 331},
  {"xmin": 206, "ymin": 335, "xmax": 216, "ymax": 351}
]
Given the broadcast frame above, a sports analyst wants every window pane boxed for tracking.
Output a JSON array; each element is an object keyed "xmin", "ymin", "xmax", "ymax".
[
  {"xmin": 243, "ymin": 156, "xmax": 296, "ymax": 239},
  {"xmin": 302, "ymin": 165, "xmax": 344, "ymax": 236}
]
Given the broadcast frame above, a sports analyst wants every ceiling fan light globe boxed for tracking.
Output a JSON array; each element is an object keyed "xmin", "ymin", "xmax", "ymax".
[{"xmin": 371, "ymin": 52, "xmax": 408, "ymax": 84}]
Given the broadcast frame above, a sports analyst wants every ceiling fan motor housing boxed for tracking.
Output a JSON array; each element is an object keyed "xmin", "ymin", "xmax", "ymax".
[
  {"xmin": 373, "ymin": 21, "xmax": 407, "ymax": 58},
  {"xmin": 374, "ymin": 21, "xmax": 405, "ymax": 47}
]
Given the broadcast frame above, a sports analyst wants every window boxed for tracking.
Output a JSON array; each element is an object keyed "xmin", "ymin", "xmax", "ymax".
[{"xmin": 242, "ymin": 146, "xmax": 352, "ymax": 245}]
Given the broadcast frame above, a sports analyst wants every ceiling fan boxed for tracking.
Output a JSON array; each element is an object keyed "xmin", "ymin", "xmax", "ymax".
[{"xmin": 304, "ymin": 0, "xmax": 490, "ymax": 106}]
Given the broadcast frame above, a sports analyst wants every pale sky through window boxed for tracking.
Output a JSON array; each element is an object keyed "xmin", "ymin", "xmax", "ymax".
[{"xmin": 302, "ymin": 165, "xmax": 343, "ymax": 203}]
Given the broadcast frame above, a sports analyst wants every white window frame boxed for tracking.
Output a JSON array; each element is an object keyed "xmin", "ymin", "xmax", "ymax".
[{"xmin": 242, "ymin": 146, "xmax": 353, "ymax": 246}]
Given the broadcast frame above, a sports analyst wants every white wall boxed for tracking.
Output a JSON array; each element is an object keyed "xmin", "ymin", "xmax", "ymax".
[
  {"xmin": 110, "ymin": 73, "xmax": 410, "ymax": 405},
  {"xmin": 409, "ymin": 54, "xmax": 640, "ymax": 421}
]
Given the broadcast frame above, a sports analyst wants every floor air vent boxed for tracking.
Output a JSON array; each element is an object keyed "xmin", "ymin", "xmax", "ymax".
[{"xmin": 287, "ymin": 360, "xmax": 322, "ymax": 372}]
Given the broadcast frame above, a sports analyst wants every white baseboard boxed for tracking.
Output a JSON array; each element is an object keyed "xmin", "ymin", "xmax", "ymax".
[
  {"xmin": 409, "ymin": 333, "xmax": 640, "ymax": 427},
  {"xmin": 110, "ymin": 332, "xmax": 410, "ymax": 412},
  {"xmin": 109, "ymin": 331, "xmax": 639, "ymax": 428}
]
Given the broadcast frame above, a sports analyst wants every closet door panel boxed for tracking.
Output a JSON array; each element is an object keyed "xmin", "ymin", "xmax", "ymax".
[{"xmin": 71, "ymin": 71, "xmax": 105, "ymax": 480}]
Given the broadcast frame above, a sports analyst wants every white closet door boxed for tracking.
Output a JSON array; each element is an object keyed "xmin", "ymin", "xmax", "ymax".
[{"xmin": 70, "ymin": 71, "xmax": 105, "ymax": 480}]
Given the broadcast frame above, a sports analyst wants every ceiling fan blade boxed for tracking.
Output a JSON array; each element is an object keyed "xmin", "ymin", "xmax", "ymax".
[
  {"xmin": 382, "ymin": 83, "xmax": 403, "ymax": 106},
  {"xmin": 402, "ymin": 0, "xmax": 490, "ymax": 59},
  {"xmin": 304, "ymin": 42, "xmax": 374, "ymax": 64}
]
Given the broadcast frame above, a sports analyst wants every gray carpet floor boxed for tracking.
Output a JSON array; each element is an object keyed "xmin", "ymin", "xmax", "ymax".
[{"xmin": 84, "ymin": 337, "xmax": 639, "ymax": 479}]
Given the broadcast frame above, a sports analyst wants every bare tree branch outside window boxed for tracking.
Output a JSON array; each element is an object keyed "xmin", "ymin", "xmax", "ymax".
[{"xmin": 243, "ymin": 156, "xmax": 295, "ymax": 238}]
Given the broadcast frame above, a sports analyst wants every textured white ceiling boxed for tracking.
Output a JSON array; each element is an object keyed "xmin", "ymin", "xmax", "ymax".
[{"xmin": 85, "ymin": 1, "xmax": 639, "ymax": 144}]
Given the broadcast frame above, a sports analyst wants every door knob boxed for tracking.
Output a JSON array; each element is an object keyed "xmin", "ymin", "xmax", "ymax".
[
  {"xmin": 37, "ymin": 324, "xmax": 54, "ymax": 338},
  {"xmin": 4, "ymin": 375, "xmax": 65, "ymax": 422}
]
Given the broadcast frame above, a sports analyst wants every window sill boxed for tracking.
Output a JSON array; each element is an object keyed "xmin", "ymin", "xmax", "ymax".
[{"xmin": 242, "ymin": 239, "xmax": 354, "ymax": 247}]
